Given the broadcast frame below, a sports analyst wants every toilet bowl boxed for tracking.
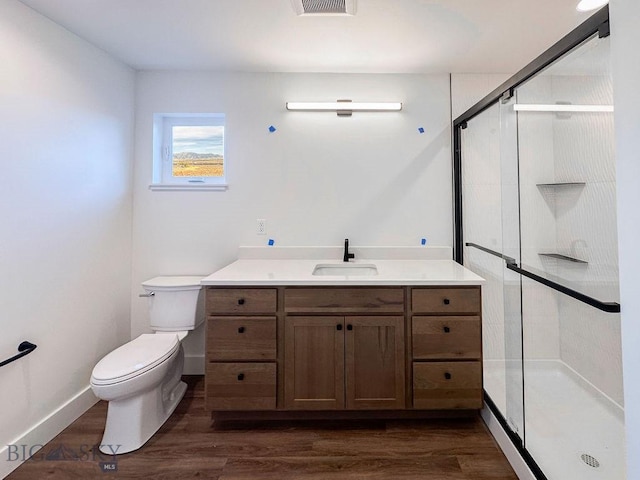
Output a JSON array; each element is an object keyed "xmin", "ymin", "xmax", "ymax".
[{"xmin": 90, "ymin": 276, "xmax": 203, "ymax": 454}]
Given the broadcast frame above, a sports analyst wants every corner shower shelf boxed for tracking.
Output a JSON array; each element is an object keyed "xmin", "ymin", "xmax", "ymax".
[
  {"xmin": 536, "ymin": 182, "xmax": 586, "ymax": 187},
  {"xmin": 538, "ymin": 253, "xmax": 588, "ymax": 264}
]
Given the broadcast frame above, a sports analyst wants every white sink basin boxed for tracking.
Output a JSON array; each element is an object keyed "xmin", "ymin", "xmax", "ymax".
[{"xmin": 312, "ymin": 263, "xmax": 378, "ymax": 276}]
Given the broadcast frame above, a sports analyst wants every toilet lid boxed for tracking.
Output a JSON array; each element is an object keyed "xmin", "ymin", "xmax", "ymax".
[
  {"xmin": 141, "ymin": 276, "xmax": 204, "ymax": 290},
  {"xmin": 91, "ymin": 334, "xmax": 179, "ymax": 385}
]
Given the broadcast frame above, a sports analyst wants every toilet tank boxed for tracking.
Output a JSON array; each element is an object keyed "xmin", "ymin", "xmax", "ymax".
[{"xmin": 141, "ymin": 276, "xmax": 204, "ymax": 332}]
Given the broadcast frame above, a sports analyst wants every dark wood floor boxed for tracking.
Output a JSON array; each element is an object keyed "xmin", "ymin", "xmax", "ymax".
[{"xmin": 7, "ymin": 376, "xmax": 517, "ymax": 479}]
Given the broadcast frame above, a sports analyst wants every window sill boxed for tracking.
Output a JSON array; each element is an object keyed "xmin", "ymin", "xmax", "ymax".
[{"xmin": 149, "ymin": 184, "xmax": 229, "ymax": 192}]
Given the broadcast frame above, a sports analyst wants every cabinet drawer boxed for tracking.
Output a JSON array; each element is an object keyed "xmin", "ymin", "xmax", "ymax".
[
  {"xmin": 206, "ymin": 288, "xmax": 277, "ymax": 314},
  {"xmin": 411, "ymin": 288, "xmax": 480, "ymax": 314},
  {"xmin": 413, "ymin": 362, "xmax": 482, "ymax": 409},
  {"xmin": 412, "ymin": 316, "xmax": 481, "ymax": 360},
  {"xmin": 207, "ymin": 317, "xmax": 276, "ymax": 361},
  {"xmin": 284, "ymin": 287, "xmax": 404, "ymax": 313},
  {"xmin": 205, "ymin": 362, "xmax": 276, "ymax": 410}
]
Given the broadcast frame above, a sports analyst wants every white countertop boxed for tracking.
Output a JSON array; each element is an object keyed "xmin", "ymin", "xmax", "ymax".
[{"xmin": 201, "ymin": 257, "xmax": 484, "ymax": 286}]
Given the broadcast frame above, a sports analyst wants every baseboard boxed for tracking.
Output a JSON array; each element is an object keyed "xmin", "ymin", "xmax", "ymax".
[
  {"xmin": 0, "ymin": 386, "xmax": 98, "ymax": 479},
  {"xmin": 184, "ymin": 354, "xmax": 204, "ymax": 375},
  {"xmin": 481, "ymin": 405, "xmax": 536, "ymax": 480}
]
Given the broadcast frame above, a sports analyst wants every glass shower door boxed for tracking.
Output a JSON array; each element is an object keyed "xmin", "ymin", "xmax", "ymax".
[
  {"xmin": 459, "ymin": 31, "xmax": 623, "ymax": 480},
  {"xmin": 461, "ymin": 100, "xmax": 524, "ymax": 444},
  {"xmin": 515, "ymin": 34, "xmax": 624, "ymax": 480},
  {"xmin": 498, "ymin": 93, "xmax": 524, "ymax": 441}
]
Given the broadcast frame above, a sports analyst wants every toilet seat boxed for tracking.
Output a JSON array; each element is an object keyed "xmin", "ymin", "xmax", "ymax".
[{"xmin": 91, "ymin": 334, "xmax": 179, "ymax": 386}]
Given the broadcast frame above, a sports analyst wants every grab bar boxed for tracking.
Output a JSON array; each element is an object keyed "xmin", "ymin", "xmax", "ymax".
[
  {"xmin": 0, "ymin": 341, "xmax": 37, "ymax": 368},
  {"xmin": 465, "ymin": 242, "xmax": 621, "ymax": 314}
]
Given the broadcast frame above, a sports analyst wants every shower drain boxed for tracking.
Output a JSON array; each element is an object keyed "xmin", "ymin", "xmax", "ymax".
[{"xmin": 581, "ymin": 453, "xmax": 601, "ymax": 468}]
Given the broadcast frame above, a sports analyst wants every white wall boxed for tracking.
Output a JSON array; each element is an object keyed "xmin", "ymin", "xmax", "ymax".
[
  {"xmin": 610, "ymin": 0, "xmax": 640, "ymax": 477},
  {"xmin": 132, "ymin": 72, "xmax": 452, "ymax": 368},
  {"xmin": 0, "ymin": 1, "xmax": 135, "ymax": 476}
]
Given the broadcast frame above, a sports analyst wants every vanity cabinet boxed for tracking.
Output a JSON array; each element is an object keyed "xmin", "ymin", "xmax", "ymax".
[{"xmin": 205, "ymin": 285, "xmax": 482, "ymax": 414}]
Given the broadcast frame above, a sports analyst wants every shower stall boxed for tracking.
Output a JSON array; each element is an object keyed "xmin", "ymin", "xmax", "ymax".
[{"xmin": 453, "ymin": 7, "xmax": 624, "ymax": 480}]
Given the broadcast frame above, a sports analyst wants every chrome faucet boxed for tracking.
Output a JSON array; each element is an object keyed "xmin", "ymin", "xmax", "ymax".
[{"xmin": 343, "ymin": 238, "xmax": 355, "ymax": 262}]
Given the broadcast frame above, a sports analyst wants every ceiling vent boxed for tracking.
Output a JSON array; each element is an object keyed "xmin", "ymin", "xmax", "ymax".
[{"xmin": 291, "ymin": 0, "xmax": 357, "ymax": 16}]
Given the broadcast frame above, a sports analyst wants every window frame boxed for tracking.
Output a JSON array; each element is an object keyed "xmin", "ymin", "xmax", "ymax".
[{"xmin": 150, "ymin": 113, "xmax": 227, "ymax": 191}]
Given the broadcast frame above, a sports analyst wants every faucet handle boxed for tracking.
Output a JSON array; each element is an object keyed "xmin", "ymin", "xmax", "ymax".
[{"xmin": 343, "ymin": 238, "xmax": 355, "ymax": 262}]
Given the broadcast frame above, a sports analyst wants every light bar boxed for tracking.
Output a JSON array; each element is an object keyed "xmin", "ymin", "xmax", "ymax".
[
  {"xmin": 513, "ymin": 104, "xmax": 613, "ymax": 113},
  {"xmin": 286, "ymin": 102, "xmax": 402, "ymax": 112}
]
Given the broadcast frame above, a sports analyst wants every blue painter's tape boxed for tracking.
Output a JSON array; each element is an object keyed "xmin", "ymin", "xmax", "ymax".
[
  {"xmin": 418, "ymin": 127, "xmax": 425, "ymax": 134},
  {"xmin": 421, "ymin": 238, "xmax": 427, "ymax": 245},
  {"xmin": 268, "ymin": 125, "xmax": 276, "ymax": 133},
  {"xmin": 268, "ymin": 239, "xmax": 275, "ymax": 246}
]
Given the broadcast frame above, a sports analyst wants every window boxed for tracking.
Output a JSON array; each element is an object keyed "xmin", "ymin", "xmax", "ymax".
[{"xmin": 151, "ymin": 114, "xmax": 226, "ymax": 190}]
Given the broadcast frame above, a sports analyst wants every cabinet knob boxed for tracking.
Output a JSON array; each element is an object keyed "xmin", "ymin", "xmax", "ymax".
[
  {"xmin": 443, "ymin": 298, "xmax": 450, "ymax": 305},
  {"xmin": 336, "ymin": 324, "xmax": 343, "ymax": 331},
  {"xmin": 444, "ymin": 372, "xmax": 452, "ymax": 380},
  {"xmin": 237, "ymin": 298, "xmax": 245, "ymax": 305},
  {"xmin": 237, "ymin": 373, "xmax": 245, "ymax": 381},
  {"xmin": 238, "ymin": 326, "xmax": 245, "ymax": 334},
  {"xmin": 347, "ymin": 324, "xmax": 353, "ymax": 331},
  {"xmin": 443, "ymin": 326, "xmax": 450, "ymax": 333}
]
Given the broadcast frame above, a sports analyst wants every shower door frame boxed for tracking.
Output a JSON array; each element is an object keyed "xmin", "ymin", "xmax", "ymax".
[{"xmin": 451, "ymin": 6, "xmax": 617, "ymax": 480}]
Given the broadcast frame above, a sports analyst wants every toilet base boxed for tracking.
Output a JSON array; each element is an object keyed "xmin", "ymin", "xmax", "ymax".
[{"xmin": 98, "ymin": 346, "xmax": 186, "ymax": 455}]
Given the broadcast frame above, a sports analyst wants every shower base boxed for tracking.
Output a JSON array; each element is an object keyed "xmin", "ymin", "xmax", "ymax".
[{"xmin": 484, "ymin": 359, "xmax": 625, "ymax": 480}]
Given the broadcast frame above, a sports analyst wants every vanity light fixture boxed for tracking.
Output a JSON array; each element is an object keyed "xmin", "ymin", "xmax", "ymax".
[
  {"xmin": 291, "ymin": 0, "xmax": 357, "ymax": 16},
  {"xmin": 286, "ymin": 100, "xmax": 402, "ymax": 117},
  {"xmin": 513, "ymin": 104, "xmax": 613, "ymax": 113},
  {"xmin": 576, "ymin": 0, "xmax": 608, "ymax": 12}
]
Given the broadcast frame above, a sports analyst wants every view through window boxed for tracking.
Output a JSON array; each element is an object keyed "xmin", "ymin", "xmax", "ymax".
[{"xmin": 171, "ymin": 124, "xmax": 224, "ymax": 178}]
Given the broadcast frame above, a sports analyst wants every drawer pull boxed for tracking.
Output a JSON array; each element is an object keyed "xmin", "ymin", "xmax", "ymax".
[
  {"xmin": 443, "ymin": 298, "xmax": 450, "ymax": 305},
  {"xmin": 443, "ymin": 326, "xmax": 450, "ymax": 333},
  {"xmin": 238, "ymin": 326, "xmax": 245, "ymax": 333},
  {"xmin": 237, "ymin": 373, "xmax": 245, "ymax": 381},
  {"xmin": 336, "ymin": 324, "xmax": 343, "ymax": 331},
  {"xmin": 237, "ymin": 298, "xmax": 245, "ymax": 305},
  {"xmin": 444, "ymin": 372, "xmax": 452, "ymax": 380},
  {"xmin": 347, "ymin": 324, "xmax": 353, "ymax": 331}
]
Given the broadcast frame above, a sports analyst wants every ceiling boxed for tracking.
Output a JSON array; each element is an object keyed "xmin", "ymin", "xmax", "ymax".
[{"xmin": 19, "ymin": 0, "xmax": 594, "ymax": 73}]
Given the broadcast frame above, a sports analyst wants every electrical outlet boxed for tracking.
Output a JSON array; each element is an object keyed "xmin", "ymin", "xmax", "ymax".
[{"xmin": 257, "ymin": 219, "xmax": 266, "ymax": 235}]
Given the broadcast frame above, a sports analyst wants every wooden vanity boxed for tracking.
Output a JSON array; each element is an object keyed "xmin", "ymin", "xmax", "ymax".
[{"xmin": 204, "ymin": 285, "xmax": 482, "ymax": 416}]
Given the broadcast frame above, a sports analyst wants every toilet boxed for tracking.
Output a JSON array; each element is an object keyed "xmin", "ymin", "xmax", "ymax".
[{"xmin": 90, "ymin": 276, "xmax": 204, "ymax": 454}]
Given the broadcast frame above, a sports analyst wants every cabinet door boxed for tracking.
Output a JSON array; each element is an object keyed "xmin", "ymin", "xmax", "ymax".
[
  {"xmin": 284, "ymin": 316, "xmax": 345, "ymax": 410},
  {"xmin": 345, "ymin": 316, "xmax": 405, "ymax": 410}
]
